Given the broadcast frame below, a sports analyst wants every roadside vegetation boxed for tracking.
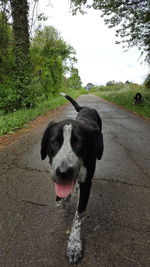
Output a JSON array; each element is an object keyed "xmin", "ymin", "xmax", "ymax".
[
  {"xmin": 91, "ymin": 81, "xmax": 150, "ymax": 118},
  {"xmin": 0, "ymin": 1, "xmax": 83, "ymax": 135},
  {"xmin": 0, "ymin": 89, "xmax": 85, "ymax": 135},
  {"xmin": 0, "ymin": 1, "xmax": 149, "ymax": 136}
]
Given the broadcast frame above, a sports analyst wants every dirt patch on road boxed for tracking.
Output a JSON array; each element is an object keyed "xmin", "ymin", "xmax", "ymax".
[{"xmin": 0, "ymin": 106, "xmax": 65, "ymax": 152}]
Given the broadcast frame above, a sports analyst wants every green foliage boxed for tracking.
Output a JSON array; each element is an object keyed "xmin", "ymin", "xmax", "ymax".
[
  {"xmin": 0, "ymin": 89, "xmax": 82, "ymax": 135},
  {"xmin": 0, "ymin": 11, "xmax": 17, "ymax": 113},
  {"xmin": 0, "ymin": 3, "xmax": 81, "ymax": 119},
  {"xmin": 92, "ymin": 82, "xmax": 150, "ymax": 118},
  {"xmin": 70, "ymin": 0, "xmax": 150, "ymax": 63},
  {"xmin": 30, "ymin": 26, "xmax": 77, "ymax": 96},
  {"xmin": 0, "ymin": 86, "xmax": 18, "ymax": 113},
  {"xmin": 0, "ymin": 12, "xmax": 14, "ymax": 81},
  {"xmin": 68, "ymin": 68, "xmax": 82, "ymax": 89},
  {"xmin": 106, "ymin": 80, "xmax": 124, "ymax": 87},
  {"xmin": 144, "ymin": 74, "xmax": 150, "ymax": 89},
  {"xmin": 0, "ymin": 20, "xmax": 80, "ymax": 113}
]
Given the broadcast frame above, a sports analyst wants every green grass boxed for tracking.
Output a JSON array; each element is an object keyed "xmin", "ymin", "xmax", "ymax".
[
  {"xmin": 1, "ymin": 84, "xmax": 149, "ymax": 136},
  {"xmin": 0, "ymin": 89, "xmax": 82, "ymax": 136},
  {"xmin": 92, "ymin": 83, "xmax": 150, "ymax": 118}
]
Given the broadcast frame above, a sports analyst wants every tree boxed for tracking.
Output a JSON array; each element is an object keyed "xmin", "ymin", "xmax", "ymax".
[
  {"xmin": 106, "ymin": 80, "xmax": 116, "ymax": 86},
  {"xmin": 70, "ymin": 0, "xmax": 150, "ymax": 64},
  {"xmin": 30, "ymin": 26, "xmax": 77, "ymax": 95},
  {"xmin": 0, "ymin": 10, "xmax": 17, "ymax": 113},
  {"xmin": 85, "ymin": 83, "xmax": 94, "ymax": 91},
  {"xmin": 10, "ymin": 0, "xmax": 30, "ymax": 107},
  {"xmin": 68, "ymin": 68, "xmax": 82, "ymax": 89},
  {"xmin": 0, "ymin": 11, "xmax": 14, "ymax": 83}
]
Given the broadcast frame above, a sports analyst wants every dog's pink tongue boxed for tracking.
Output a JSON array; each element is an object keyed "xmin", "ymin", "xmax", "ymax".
[{"xmin": 55, "ymin": 180, "xmax": 74, "ymax": 198}]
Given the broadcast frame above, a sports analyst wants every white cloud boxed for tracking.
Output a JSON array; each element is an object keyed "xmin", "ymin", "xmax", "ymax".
[{"xmin": 36, "ymin": 0, "xmax": 149, "ymax": 85}]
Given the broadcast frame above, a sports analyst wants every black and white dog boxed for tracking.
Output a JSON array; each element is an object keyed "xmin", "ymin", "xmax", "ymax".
[
  {"xmin": 134, "ymin": 92, "xmax": 142, "ymax": 105},
  {"xmin": 41, "ymin": 93, "xmax": 104, "ymax": 263}
]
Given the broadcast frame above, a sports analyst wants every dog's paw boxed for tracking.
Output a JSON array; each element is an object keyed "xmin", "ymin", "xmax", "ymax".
[{"xmin": 67, "ymin": 239, "xmax": 82, "ymax": 264}]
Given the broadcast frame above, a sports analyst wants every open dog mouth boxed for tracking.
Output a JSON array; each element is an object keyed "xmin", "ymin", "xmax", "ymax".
[{"xmin": 54, "ymin": 179, "xmax": 76, "ymax": 198}]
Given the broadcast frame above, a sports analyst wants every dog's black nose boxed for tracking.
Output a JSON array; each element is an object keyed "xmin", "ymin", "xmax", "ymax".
[{"xmin": 56, "ymin": 161, "xmax": 73, "ymax": 178}]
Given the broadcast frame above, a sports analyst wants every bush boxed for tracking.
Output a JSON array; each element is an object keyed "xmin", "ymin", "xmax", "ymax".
[{"xmin": 0, "ymin": 85, "xmax": 18, "ymax": 113}]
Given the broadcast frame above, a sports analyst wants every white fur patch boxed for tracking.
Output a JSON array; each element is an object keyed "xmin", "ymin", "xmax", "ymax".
[
  {"xmin": 56, "ymin": 195, "xmax": 71, "ymax": 210},
  {"xmin": 50, "ymin": 124, "xmax": 87, "ymax": 183},
  {"xmin": 50, "ymin": 124, "xmax": 78, "ymax": 180},
  {"xmin": 60, "ymin": 92, "xmax": 66, "ymax": 97},
  {"xmin": 78, "ymin": 165, "xmax": 87, "ymax": 183},
  {"xmin": 67, "ymin": 211, "xmax": 83, "ymax": 263}
]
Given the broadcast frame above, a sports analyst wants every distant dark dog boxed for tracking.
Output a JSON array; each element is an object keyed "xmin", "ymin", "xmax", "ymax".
[
  {"xmin": 41, "ymin": 93, "xmax": 104, "ymax": 263},
  {"xmin": 134, "ymin": 92, "xmax": 142, "ymax": 105}
]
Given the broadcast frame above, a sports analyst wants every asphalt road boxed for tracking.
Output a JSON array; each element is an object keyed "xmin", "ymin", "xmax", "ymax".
[{"xmin": 0, "ymin": 95, "xmax": 150, "ymax": 267}]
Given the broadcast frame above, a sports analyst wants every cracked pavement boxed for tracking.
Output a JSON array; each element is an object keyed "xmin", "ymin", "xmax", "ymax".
[{"xmin": 0, "ymin": 94, "xmax": 150, "ymax": 267}]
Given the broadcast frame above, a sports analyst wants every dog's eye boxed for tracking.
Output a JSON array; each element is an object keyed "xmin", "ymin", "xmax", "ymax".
[
  {"xmin": 72, "ymin": 136, "xmax": 81, "ymax": 148},
  {"xmin": 50, "ymin": 139, "xmax": 59, "ymax": 148},
  {"xmin": 51, "ymin": 140, "xmax": 58, "ymax": 147},
  {"xmin": 50, "ymin": 136, "xmax": 61, "ymax": 148},
  {"xmin": 49, "ymin": 137, "xmax": 62, "ymax": 157}
]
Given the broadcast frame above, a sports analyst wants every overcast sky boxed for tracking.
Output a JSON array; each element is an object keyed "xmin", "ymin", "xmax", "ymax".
[{"xmin": 34, "ymin": 0, "xmax": 149, "ymax": 86}]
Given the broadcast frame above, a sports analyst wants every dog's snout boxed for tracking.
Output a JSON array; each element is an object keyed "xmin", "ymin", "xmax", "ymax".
[{"xmin": 56, "ymin": 161, "xmax": 73, "ymax": 178}]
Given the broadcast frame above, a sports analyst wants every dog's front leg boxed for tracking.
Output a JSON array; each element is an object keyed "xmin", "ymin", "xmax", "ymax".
[
  {"xmin": 67, "ymin": 211, "xmax": 83, "ymax": 264},
  {"xmin": 67, "ymin": 181, "xmax": 92, "ymax": 263}
]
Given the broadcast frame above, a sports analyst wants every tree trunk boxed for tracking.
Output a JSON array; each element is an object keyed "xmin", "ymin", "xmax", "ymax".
[{"xmin": 10, "ymin": 0, "xmax": 30, "ymax": 107}]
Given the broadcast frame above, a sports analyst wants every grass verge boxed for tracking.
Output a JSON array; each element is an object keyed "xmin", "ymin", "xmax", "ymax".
[
  {"xmin": 92, "ymin": 83, "xmax": 150, "ymax": 118},
  {"xmin": 0, "ymin": 89, "xmax": 82, "ymax": 136}
]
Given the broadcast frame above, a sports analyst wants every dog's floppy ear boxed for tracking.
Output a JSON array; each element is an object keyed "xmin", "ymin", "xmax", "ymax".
[
  {"xmin": 41, "ymin": 122, "xmax": 55, "ymax": 160},
  {"xmin": 94, "ymin": 129, "xmax": 104, "ymax": 160}
]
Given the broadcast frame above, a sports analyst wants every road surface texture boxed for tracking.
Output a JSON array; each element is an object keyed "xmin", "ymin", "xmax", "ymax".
[{"xmin": 0, "ymin": 95, "xmax": 150, "ymax": 267}]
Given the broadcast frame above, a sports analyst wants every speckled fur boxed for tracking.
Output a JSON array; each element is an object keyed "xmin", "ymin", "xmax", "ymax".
[{"xmin": 67, "ymin": 211, "xmax": 84, "ymax": 264}]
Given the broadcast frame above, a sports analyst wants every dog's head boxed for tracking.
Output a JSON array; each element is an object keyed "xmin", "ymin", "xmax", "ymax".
[{"xmin": 41, "ymin": 120, "xmax": 103, "ymax": 198}]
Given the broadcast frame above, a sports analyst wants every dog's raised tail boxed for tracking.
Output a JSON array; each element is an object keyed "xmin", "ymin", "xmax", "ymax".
[{"xmin": 60, "ymin": 92, "xmax": 82, "ymax": 112}]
